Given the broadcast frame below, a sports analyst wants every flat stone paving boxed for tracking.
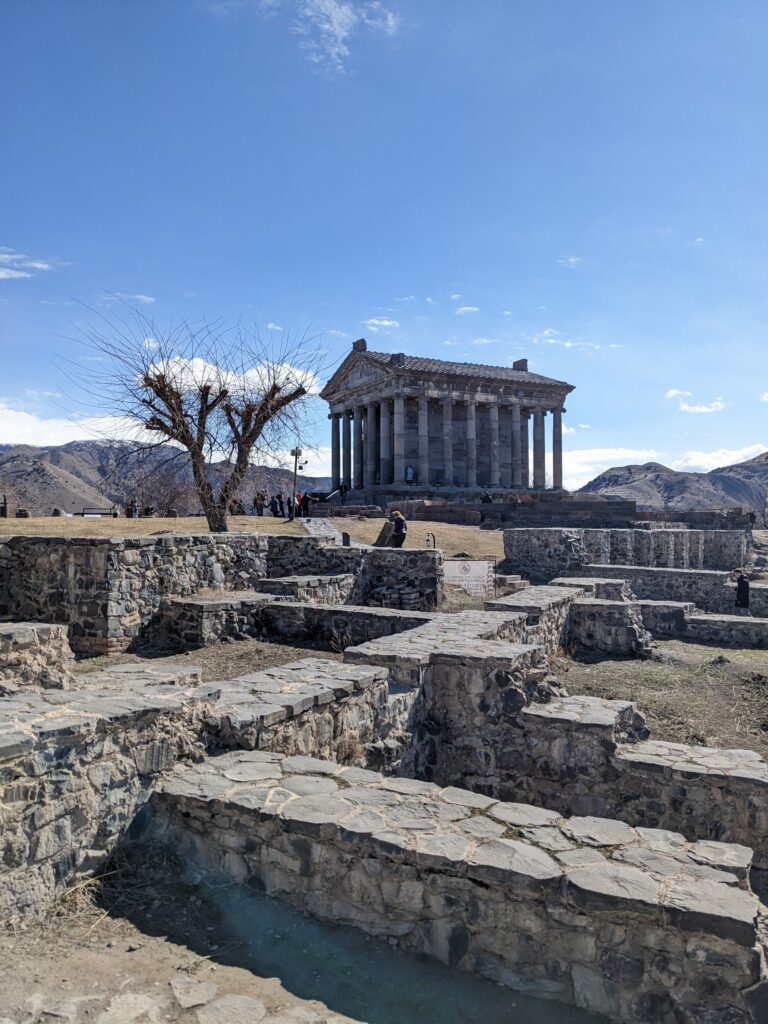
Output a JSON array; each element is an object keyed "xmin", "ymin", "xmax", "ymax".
[
  {"xmin": 617, "ymin": 738, "xmax": 768, "ymax": 785},
  {"xmin": 159, "ymin": 749, "xmax": 762, "ymax": 947},
  {"xmin": 0, "ymin": 659, "xmax": 387, "ymax": 761}
]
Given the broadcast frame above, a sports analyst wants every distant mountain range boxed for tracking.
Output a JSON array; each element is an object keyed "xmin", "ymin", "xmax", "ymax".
[
  {"xmin": 580, "ymin": 451, "xmax": 768, "ymax": 515},
  {"xmin": 0, "ymin": 441, "xmax": 332, "ymax": 516},
  {"xmin": 2, "ymin": 440, "xmax": 766, "ymax": 519}
]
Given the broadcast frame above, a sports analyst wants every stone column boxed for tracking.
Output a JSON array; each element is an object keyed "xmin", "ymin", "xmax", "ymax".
[
  {"xmin": 511, "ymin": 402, "xmax": 522, "ymax": 488},
  {"xmin": 393, "ymin": 395, "xmax": 406, "ymax": 483},
  {"xmin": 533, "ymin": 406, "xmax": 546, "ymax": 489},
  {"xmin": 442, "ymin": 397, "xmax": 453, "ymax": 486},
  {"xmin": 489, "ymin": 403, "xmax": 500, "ymax": 487},
  {"xmin": 342, "ymin": 410, "xmax": 352, "ymax": 489},
  {"xmin": 365, "ymin": 400, "xmax": 377, "ymax": 487},
  {"xmin": 331, "ymin": 413, "xmax": 341, "ymax": 490},
  {"xmin": 353, "ymin": 406, "xmax": 364, "ymax": 490},
  {"xmin": 465, "ymin": 400, "xmax": 477, "ymax": 487},
  {"xmin": 552, "ymin": 407, "xmax": 563, "ymax": 490},
  {"xmin": 521, "ymin": 411, "xmax": 530, "ymax": 488},
  {"xmin": 379, "ymin": 399, "xmax": 392, "ymax": 485},
  {"xmin": 418, "ymin": 396, "xmax": 430, "ymax": 486}
]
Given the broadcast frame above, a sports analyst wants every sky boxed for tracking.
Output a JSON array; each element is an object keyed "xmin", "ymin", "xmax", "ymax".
[{"xmin": 1, "ymin": 0, "xmax": 766, "ymax": 488}]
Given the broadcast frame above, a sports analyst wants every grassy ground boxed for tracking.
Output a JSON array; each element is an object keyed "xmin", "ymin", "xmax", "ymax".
[
  {"xmin": 559, "ymin": 639, "xmax": 768, "ymax": 759},
  {"xmin": 328, "ymin": 517, "xmax": 504, "ymax": 560},
  {"xmin": 0, "ymin": 514, "xmax": 307, "ymax": 538}
]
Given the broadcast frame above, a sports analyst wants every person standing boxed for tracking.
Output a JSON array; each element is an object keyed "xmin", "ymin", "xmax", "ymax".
[
  {"xmin": 339, "ymin": 482, "xmax": 348, "ymax": 505},
  {"xmin": 276, "ymin": 491, "xmax": 285, "ymax": 517},
  {"xmin": 269, "ymin": 494, "xmax": 280, "ymax": 517},
  {"xmin": 390, "ymin": 510, "xmax": 407, "ymax": 548},
  {"xmin": 733, "ymin": 568, "xmax": 752, "ymax": 616}
]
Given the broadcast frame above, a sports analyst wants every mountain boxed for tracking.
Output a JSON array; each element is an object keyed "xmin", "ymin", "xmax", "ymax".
[
  {"xmin": 580, "ymin": 452, "xmax": 768, "ymax": 514},
  {"xmin": 0, "ymin": 441, "xmax": 332, "ymax": 516}
]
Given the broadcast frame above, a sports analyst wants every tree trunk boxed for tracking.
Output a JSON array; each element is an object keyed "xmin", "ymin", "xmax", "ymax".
[{"xmin": 205, "ymin": 500, "xmax": 228, "ymax": 533}]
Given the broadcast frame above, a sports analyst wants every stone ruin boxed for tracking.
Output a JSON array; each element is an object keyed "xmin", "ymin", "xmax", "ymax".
[{"xmin": 1, "ymin": 528, "xmax": 768, "ymax": 1023}]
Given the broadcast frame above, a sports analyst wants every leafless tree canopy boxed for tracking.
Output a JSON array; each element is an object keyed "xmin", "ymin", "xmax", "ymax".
[{"xmin": 68, "ymin": 307, "xmax": 326, "ymax": 532}]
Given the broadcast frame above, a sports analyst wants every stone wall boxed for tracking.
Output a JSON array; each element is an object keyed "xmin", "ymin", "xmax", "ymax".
[
  {"xmin": 502, "ymin": 527, "xmax": 752, "ymax": 581},
  {"xmin": 0, "ymin": 658, "xmax": 388, "ymax": 918},
  {"xmin": 144, "ymin": 749, "xmax": 768, "ymax": 1024},
  {"xmin": 581, "ymin": 564, "xmax": 768, "ymax": 616},
  {"xmin": 0, "ymin": 534, "xmax": 444, "ymax": 652},
  {"xmin": 566, "ymin": 599, "xmax": 652, "ymax": 657}
]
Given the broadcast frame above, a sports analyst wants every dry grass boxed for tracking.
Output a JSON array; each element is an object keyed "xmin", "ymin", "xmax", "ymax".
[
  {"xmin": 329, "ymin": 517, "xmax": 504, "ymax": 560},
  {"xmin": 559, "ymin": 639, "xmax": 768, "ymax": 758},
  {"xmin": 0, "ymin": 515, "xmax": 307, "ymax": 538}
]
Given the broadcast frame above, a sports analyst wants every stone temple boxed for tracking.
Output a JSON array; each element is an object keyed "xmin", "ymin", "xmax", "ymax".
[{"xmin": 320, "ymin": 339, "xmax": 574, "ymax": 501}]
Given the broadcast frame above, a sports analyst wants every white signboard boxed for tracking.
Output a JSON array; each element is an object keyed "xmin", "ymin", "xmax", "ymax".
[{"xmin": 444, "ymin": 559, "xmax": 495, "ymax": 597}]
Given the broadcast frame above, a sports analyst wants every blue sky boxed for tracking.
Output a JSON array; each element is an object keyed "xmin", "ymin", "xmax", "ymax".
[{"xmin": 1, "ymin": 0, "xmax": 766, "ymax": 487}]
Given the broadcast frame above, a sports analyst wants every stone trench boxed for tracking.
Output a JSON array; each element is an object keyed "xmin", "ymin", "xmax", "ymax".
[{"xmin": 2, "ymin": 531, "xmax": 768, "ymax": 1023}]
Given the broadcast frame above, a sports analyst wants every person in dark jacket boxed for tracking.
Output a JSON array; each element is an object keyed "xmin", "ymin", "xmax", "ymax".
[
  {"xmin": 733, "ymin": 568, "xmax": 752, "ymax": 616},
  {"xmin": 390, "ymin": 510, "xmax": 407, "ymax": 548},
  {"xmin": 481, "ymin": 491, "xmax": 493, "ymax": 503},
  {"xmin": 339, "ymin": 482, "xmax": 348, "ymax": 505}
]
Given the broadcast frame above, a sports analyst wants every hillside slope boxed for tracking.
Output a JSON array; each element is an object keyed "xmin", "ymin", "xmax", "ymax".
[
  {"xmin": 580, "ymin": 452, "xmax": 768, "ymax": 513},
  {"xmin": 0, "ymin": 441, "xmax": 331, "ymax": 516}
]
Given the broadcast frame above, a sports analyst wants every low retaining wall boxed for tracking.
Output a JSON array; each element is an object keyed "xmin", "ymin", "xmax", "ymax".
[
  {"xmin": 0, "ymin": 534, "xmax": 443, "ymax": 653},
  {"xmin": 502, "ymin": 528, "xmax": 751, "ymax": 581},
  {"xmin": 579, "ymin": 564, "xmax": 768, "ymax": 616},
  {"xmin": 144, "ymin": 749, "xmax": 768, "ymax": 1024},
  {"xmin": 0, "ymin": 658, "xmax": 388, "ymax": 918}
]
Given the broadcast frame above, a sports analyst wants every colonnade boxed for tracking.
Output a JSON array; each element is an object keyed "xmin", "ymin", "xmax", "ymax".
[{"xmin": 330, "ymin": 395, "xmax": 564, "ymax": 491}]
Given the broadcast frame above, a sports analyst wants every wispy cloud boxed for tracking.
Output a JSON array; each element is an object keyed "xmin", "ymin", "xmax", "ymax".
[
  {"xmin": 266, "ymin": 322, "xmax": 284, "ymax": 331},
  {"xmin": 671, "ymin": 444, "xmax": 767, "ymax": 472},
  {"xmin": 450, "ymin": 293, "xmax": 461, "ymax": 300},
  {"xmin": 0, "ymin": 246, "xmax": 54, "ymax": 281},
  {"xmin": 327, "ymin": 328, "xmax": 348, "ymax": 337},
  {"xmin": 443, "ymin": 339, "xmax": 459, "ymax": 347},
  {"xmin": 116, "ymin": 292, "xmax": 156, "ymax": 305},
  {"xmin": 208, "ymin": 0, "xmax": 401, "ymax": 71},
  {"xmin": 760, "ymin": 392, "xmax": 768, "ymax": 403},
  {"xmin": 472, "ymin": 337, "xmax": 497, "ymax": 346},
  {"xmin": 664, "ymin": 388, "xmax": 725, "ymax": 414},
  {"xmin": 528, "ymin": 328, "xmax": 602, "ymax": 352},
  {"xmin": 363, "ymin": 317, "xmax": 399, "ymax": 333},
  {"xmin": 455, "ymin": 306, "xmax": 479, "ymax": 316},
  {"xmin": 425, "ymin": 297, "xmax": 435, "ymax": 305},
  {"xmin": 556, "ymin": 256, "xmax": 581, "ymax": 269}
]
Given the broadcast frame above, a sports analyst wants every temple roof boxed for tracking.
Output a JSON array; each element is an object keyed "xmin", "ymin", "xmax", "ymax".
[
  {"xmin": 363, "ymin": 350, "xmax": 571, "ymax": 386},
  {"xmin": 320, "ymin": 342, "xmax": 574, "ymax": 401}
]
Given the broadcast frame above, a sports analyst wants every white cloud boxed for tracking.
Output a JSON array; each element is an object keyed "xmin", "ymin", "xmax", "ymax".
[
  {"xmin": 472, "ymin": 337, "xmax": 497, "ymax": 346},
  {"xmin": 0, "ymin": 399, "xmax": 151, "ymax": 448},
  {"xmin": 455, "ymin": 306, "xmax": 479, "ymax": 316},
  {"xmin": 143, "ymin": 336, "xmax": 160, "ymax": 351},
  {"xmin": 443, "ymin": 339, "xmax": 459, "ymax": 347},
  {"xmin": 116, "ymin": 292, "xmax": 156, "ymax": 305},
  {"xmin": 670, "ymin": 444, "xmax": 767, "ymax": 473},
  {"xmin": 394, "ymin": 295, "xmax": 416, "ymax": 302},
  {"xmin": 664, "ymin": 387, "xmax": 724, "ymax": 413},
  {"xmin": 327, "ymin": 328, "xmax": 348, "ymax": 337},
  {"xmin": 363, "ymin": 317, "xmax": 399, "ymax": 333},
  {"xmin": 562, "ymin": 424, "xmax": 577, "ymax": 434},
  {"xmin": 556, "ymin": 256, "xmax": 581, "ymax": 269},
  {"xmin": 450, "ymin": 293, "xmax": 461, "ymax": 300},
  {"xmin": 693, "ymin": 237, "xmax": 704, "ymax": 244},
  {"xmin": 559, "ymin": 447, "xmax": 664, "ymax": 490},
  {"xmin": 664, "ymin": 388, "xmax": 691, "ymax": 400},
  {"xmin": 266, "ymin": 322, "xmax": 284, "ymax": 331},
  {"xmin": 425, "ymin": 297, "xmax": 435, "ymax": 305},
  {"xmin": 502, "ymin": 310, "xmax": 512, "ymax": 316},
  {"xmin": 578, "ymin": 423, "xmax": 592, "ymax": 429},
  {"xmin": 760, "ymin": 392, "xmax": 768, "ymax": 403},
  {"xmin": 679, "ymin": 397, "xmax": 725, "ymax": 414},
  {"xmin": 0, "ymin": 247, "xmax": 57, "ymax": 282}
]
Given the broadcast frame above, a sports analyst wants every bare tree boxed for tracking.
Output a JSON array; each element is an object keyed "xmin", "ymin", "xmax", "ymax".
[{"xmin": 68, "ymin": 308, "xmax": 324, "ymax": 532}]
